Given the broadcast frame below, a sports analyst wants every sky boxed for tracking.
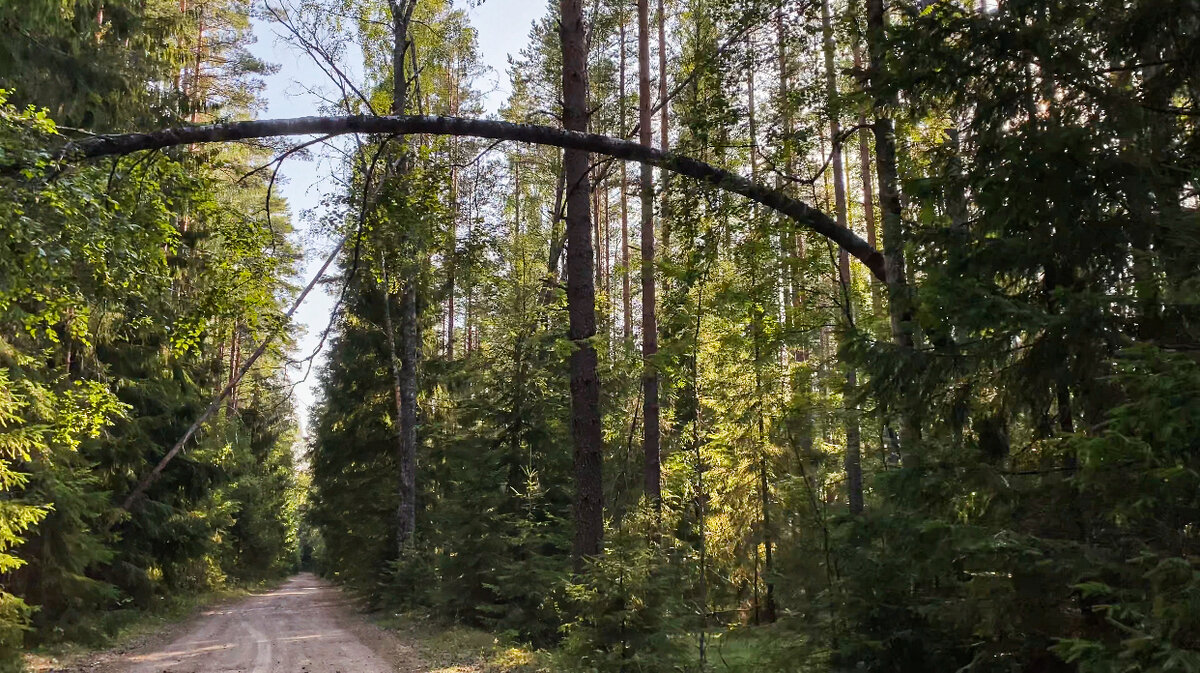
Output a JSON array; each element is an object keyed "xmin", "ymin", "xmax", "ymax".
[{"xmin": 247, "ymin": 0, "xmax": 546, "ymax": 434}]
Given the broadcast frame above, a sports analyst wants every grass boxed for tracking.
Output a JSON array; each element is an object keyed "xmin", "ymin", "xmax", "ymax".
[
  {"xmin": 703, "ymin": 624, "xmax": 827, "ymax": 673},
  {"xmin": 368, "ymin": 615, "xmax": 824, "ymax": 673},
  {"xmin": 366, "ymin": 610, "xmax": 829, "ymax": 673},
  {"xmin": 372, "ymin": 611, "xmax": 553, "ymax": 673}
]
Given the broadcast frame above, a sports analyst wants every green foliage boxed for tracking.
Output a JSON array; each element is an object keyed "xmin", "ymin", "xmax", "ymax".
[
  {"xmin": 1048, "ymin": 348, "xmax": 1200, "ymax": 672},
  {"xmin": 559, "ymin": 508, "xmax": 691, "ymax": 673},
  {"xmin": 0, "ymin": 0, "xmax": 303, "ymax": 661},
  {"xmin": 230, "ymin": 3, "xmax": 1200, "ymax": 673}
]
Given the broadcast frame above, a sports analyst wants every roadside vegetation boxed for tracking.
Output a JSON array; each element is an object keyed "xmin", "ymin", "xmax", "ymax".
[{"xmin": 3, "ymin": 0, "xmax": 1198, "ymax": 672}]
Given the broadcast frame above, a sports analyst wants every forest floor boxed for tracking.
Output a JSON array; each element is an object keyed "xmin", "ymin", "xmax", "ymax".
[{"xmin": 31, "ymin": 573, "xmax": 450, "ymax": 673}]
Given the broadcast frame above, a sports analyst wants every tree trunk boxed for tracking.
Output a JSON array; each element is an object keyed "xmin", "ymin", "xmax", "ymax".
[
  {"xmin": 190, "ymin": 6, "xmax": 204, "ymax": 123},
  {"xmin": 446, "ymin": 71, "xmax": 460, "ymax": 359},
  {"xmin": 380, "ymin": 257, "xmax": 415, "ymax": 553},
  {"xmin": 561, "ymin": 0, "xmax": 604, "ymax": 565},
  {"xmin": 594, "ymin": 172, "xmax": 602, "ymax": 292},
  {"xmin": 823, "ymin": 0, "xmax": 862, "ymax": 515},
  {"xmin": 446, "ymin": 175, "xmax": 456, "ymax": 360},
  {"xmin": 638, "ymin": 0, "xmax": 661, "ymax": 508},
  {"xmin": 620, "ymin": 18, "xmax": 632, "ymax": 342},
  {"xmin": 776, "ymin": 9, "xmax": 801, "ymax": 361},
  {"xmin": 227, "ymin": 323, "xmax": 240, "ymax": 413},
  {"xmin": 604, "ymin": 174, "xmax": 612, "ymax": 315},
  {"xmin": 389, "ymin": 0, "xmax": 418, "ymax": 550},
  {"xmin": 747, "ymin": 33, "xmax": 777, "ymax": 622},
  {"xmin": 865, "ymin": 0, "xmax": 910, "ymax": 345},
  {"xmin": 397, "ymin": 276, "xmax": 419, "ymax": 548},
  {"xmin": 657, "ymin": 0, "xmax": 670, "ymax": 254},
  {"xmin": 69, "ymin": 117, "xmax": 885, "ymax": 279},
  {"xmin": 851, "ymin": 31, "xmax": 882, "ymax": 316},
  {"xmin": 391, "ymin": 1, "xmax": 414, "ymax": 120},
  {"xmin": 865, "ymin": 0, "xmax": 919, "ymax": 456}
]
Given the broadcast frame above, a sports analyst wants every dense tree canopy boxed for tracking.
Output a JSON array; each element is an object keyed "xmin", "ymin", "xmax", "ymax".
[
  {"xmin": 2, "ymin": 0, "xmax": 1198, "ymax": 672},
  {"xmin": 0, "ymin": 1, "xmax": 301, "ymax": 668}
]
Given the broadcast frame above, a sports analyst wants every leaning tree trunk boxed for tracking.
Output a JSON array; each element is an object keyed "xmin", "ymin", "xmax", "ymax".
[
  {"xmin": 86, "ymin": 109, "xmax": 895, "ymax": 511},
  {"xmin": 638, "ymin": 0, "xmax": 661, "ymax": 508},
  {"xmin": 68, "ymin": 116, "xmax": 884, "ymax": 278},
  {"xmin": 561, "ymin": 0, "xmax": 604, "ymax": 565}
]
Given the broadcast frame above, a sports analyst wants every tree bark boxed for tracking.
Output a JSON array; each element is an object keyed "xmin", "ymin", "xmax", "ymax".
[
  {"xmin": 446, "ymin": 69, "xmax": 461, "ymax": 359},
  {"xmin": 747, "ymin": 34, "xmax": 776, "ymax": 622},
  {"xmin": 391, "ymin": 0, "xmax": 415, "ymax": 119},
  {"xmin": 380, "ymin": 256, "xmax": 415, "ymax": 552},
  {"xmin": 396, "ymin": 275, "xmax": 419, "ymax": 549},
  {"xmin": 776, "ymin": 9, "xmax": 802, "ymax": 358},
  {"xmin": 657, "ymin": 0, "xmax": 670, "ymax": 254},
  {"xmin": 851, "ymin": 30, "xmax": 882, "ymax": 316},
  {"xmin": 68, "ymin": 115, "xmax": 886, "ymax": 281},
  {"xmin": 823, "ymin": 0, "xmax": 862, "ymax": 515},
  {"xmin": 620, "ymin": 18, "xmax": 632, "ymax": 342},
  {"xmin": 226, "ymin": 322, "xmax": 240, "ymax": 413},
  {"xmin": 638, "ymin": 0, "xmax": 661, "ymax": 509},
  {"xmin": 389, "ymin": 0, "xmax": 418, "ymax": 551},
  {"xmin": 561, "ymin": 0, "xmax": 604, "ymax": 565},
  {"xmin": 864, "ymin": 0, "xmax": 912, "ymax": 348},
  {"xmin": 865, "ymin": 0, "xmax": 920, "ymax": 457},
  {"xmin": 446, "ymin": 177, "xmax": 457, "ymax": 358}
]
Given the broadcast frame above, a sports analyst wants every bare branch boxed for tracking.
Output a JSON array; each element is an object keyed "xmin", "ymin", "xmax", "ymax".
[{"xmin": 121, "ymin": 228, "xmax": 351, "ymax": 511}]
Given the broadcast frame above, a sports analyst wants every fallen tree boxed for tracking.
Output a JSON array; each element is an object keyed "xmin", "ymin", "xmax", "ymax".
[{"xmin": 64, "ymin": 114, "xmax": 887, "ymax": 282}]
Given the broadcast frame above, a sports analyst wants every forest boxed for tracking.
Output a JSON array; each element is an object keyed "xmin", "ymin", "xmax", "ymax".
[{"xmin": 1, "ymin": 0, "xmax": 1198, "ymax": 671}]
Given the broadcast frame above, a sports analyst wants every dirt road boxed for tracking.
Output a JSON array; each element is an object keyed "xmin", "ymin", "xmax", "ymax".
[{"xmin": 95, "ymin": 574, "xmax": 422, "ymax": 673}]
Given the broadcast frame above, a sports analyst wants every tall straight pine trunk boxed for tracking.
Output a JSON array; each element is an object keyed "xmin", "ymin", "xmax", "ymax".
[
  {"xmin": 657, "ymin": 0, "xmax": 669, "ymax": 253},
  {"xmin": 823, "ymin": 0, "xmax": 862, "ymax": 514},
  {"xmin": 560, "ymin": 0, "xmax": 604, "ymax": 564},
  {"xmin": 746, "ymin": 34, "xmax": 776, "ymax": 622},
  {"xmin": 619, "ymin": 19, "xmax": 632, "ymax": 342},
  {"xmin": 638, "ymin": 0, "xmax": 661, "ymax": 507},
  {"xmin": 383, "ymin": 0, "xmax": 419, "ymax": 553},
  {"xmin": 851, "ymin": 29, "xmax": 881, "ymax": 316}
]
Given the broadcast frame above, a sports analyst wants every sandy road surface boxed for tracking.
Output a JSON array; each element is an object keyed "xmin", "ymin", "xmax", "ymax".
[{"xmin": 97, "ymin": 573, "xmax": 419, "ymax": 673}]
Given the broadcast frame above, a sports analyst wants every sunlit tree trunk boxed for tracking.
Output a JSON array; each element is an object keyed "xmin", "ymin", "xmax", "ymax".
[
  {"xmin": 824, "ymin": 0, "xmax": 862, "ymax": 515},
  {"xmin": 851, "ymin": 30, "xmax": 882, "ymax": 316},
  {"xmin": 747, "ymin": 36, "xmax": 776, "ymax": 622},
  {"xmin": 657, "ymin": 0, "xmax": 670, "ymax": 254},
  {"xmin": 620, "ymin": 19, "xmax": 632, "ymax": 342},
  {"xmin": 638, "ymin": 0, "xmax": 661, "ymax": 508},
  {"xmin": 776, "ymin": 9, "xmax": 800, "ymax": 362}
]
